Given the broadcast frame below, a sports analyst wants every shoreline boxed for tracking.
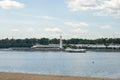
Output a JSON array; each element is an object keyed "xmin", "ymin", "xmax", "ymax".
[
  {"xmin": 0, "ymin": 72, "xmax": 119, "ymax": 80},
  {"xmin": 0, "ymin": 48, "xmax": 120, "ymax": 52}
]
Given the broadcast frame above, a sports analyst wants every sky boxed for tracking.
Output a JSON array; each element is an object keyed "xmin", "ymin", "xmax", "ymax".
[{"xmin": 0, "ymin": 0, "xmax": 120, "ymax": 39}]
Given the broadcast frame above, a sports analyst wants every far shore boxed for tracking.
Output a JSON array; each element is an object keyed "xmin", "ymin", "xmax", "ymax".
[
  {"xmin": 0, "ymin": 48, "xmax": 120, "ymax": 52},
  {"xmin": 0, "ymin": 72, "xmax": 119, "ymax": 80}
]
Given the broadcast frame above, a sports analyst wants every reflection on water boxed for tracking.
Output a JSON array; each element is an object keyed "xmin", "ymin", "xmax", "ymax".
[{"xmin": 0, "ymin": 51, "xmax": 120, "ymax": 78}]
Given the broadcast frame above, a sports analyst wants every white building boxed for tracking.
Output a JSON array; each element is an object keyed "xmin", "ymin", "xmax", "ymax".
[{"xmin": 32, "ymin": 35, "xmax": 63, "ymax": 50}]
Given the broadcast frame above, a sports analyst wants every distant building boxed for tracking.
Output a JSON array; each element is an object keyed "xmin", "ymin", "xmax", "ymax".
[
  {"xmin": 70, "ymin": 44, "xmax": 120, "ymax": 49},
  {"xmin": 31, "ymin": 35, "xmax": 63, "ymax": 51},
  {"xmin": 32, "ymin": 44, "xmax": 60, "ymax": 48}
]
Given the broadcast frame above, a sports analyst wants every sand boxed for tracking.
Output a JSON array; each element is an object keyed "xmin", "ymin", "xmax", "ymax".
[{"xmin": 0, "ymin": 72, "xmax": 119, "ymax": 80}]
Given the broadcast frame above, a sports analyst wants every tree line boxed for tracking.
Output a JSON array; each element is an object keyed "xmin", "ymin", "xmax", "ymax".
[{"xmin": 0, "ymin": 38, "xmax": 120, "ymax": 48}]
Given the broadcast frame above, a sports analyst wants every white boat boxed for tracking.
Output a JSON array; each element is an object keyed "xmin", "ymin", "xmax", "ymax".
[{"xmin": 65, "ymin": 48, "xmax": 86, "ymax": 53}]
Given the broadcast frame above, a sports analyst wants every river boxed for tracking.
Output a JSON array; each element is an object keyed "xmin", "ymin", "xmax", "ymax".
[{"xmin": 0, "ymin": 50, "xmax": 120, "ymax": 78}]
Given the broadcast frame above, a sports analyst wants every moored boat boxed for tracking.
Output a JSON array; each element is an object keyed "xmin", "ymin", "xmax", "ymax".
[{"xmin": 65, "ymin": 48, "xmax": 86, "ymax": 53}]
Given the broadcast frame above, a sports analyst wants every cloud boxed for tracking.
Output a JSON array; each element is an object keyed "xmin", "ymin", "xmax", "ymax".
[
  {"xmin": 64, "ymin": 21, "xmax": 88, "ymax": 27},
  {"xmin": 0, "ymin": 0, "xmax": 24, "ymax": 9},
  {"xmin": 65, "ymin": 0, "xmax": 120, "ymax": 17},
  {"xmin": 11, "ymin": 29, "xmax": 19, "ymax": 32},
  {"xmin": 100, "ymin": 25, "xmax": 111, "ymax": 30},
  {"xmin": 44, "ymin": 27, "xmax": 61, "ymax": 33},
  {"xmin": 72, "ymin": 28, "xmax": 88, "ymax": 33},
  {"xmin": 40, "ymin": 16, "xmax": 54, "ymax": 20},
  {"xmin": 12, "ymin": 13, "xmax": 55, "ymax": 20},
  {"xmin": 26, "ymin": 27, "xmax": 35, "ymax": 32},
  {"xmin": 65, "ymin": 0, "xmax": 98, "ymax": 11},
  {"xmin": 11, "ymin": 27, "xmax": 35, "ymax": 33}
]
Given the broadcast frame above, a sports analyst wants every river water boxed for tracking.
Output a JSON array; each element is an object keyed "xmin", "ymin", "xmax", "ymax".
[{"xmin": 0, "ymin": 50, "xmax": 120, "ymax": 78}]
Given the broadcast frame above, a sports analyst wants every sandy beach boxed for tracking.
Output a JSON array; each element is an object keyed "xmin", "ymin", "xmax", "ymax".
[{"xmin": 0, "ymin": 72, "xmax": 119, "ymax": 80}]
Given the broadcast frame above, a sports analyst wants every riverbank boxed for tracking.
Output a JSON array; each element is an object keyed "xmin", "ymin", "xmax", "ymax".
[
  {"xmin": 0, "ymin": 48, "xmax": 120, "ymax": 52},
  {"xmin": 0, "ymin": 72, "xmax": 119, "ymax": 80}
]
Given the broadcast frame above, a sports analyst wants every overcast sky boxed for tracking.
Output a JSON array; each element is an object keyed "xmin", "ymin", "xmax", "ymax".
[{"xmin": 0, "ymin": 0, "xmax": 120, "ymax": 39}]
